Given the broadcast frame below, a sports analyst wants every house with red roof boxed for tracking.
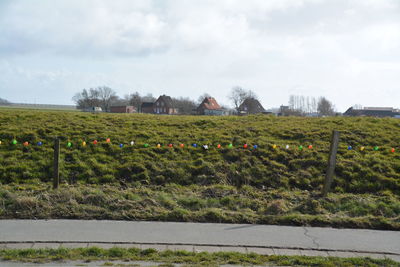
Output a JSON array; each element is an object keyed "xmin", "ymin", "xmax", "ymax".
[{"xmin": 197, "ymin": 97, "xmax": 225, "ymax": 115}]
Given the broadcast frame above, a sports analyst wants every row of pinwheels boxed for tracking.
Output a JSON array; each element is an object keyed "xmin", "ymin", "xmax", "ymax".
[{"xmin": 0, "ymin": 138, "xmax": 397, "ymax": 153}]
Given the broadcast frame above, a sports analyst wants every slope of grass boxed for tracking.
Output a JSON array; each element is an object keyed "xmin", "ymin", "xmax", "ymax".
[
  {"xmin": 1, "ymin": 183, "xmax": 399, "ymax": 230},
  {"xmin": 0, "ymin": 109, "xmax": 399, "ymax": 229},
  {"xmin": 1, "ymin": 247, "xmax": 398, "ymax": 266},
  {"xmin": 0, "ymin": 109, "xmax": 399, "ymax": 194}
]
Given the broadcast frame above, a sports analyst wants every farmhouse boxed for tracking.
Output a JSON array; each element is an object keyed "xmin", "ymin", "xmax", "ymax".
[
  {"xmin": 110, "ymin": 105, "xmax": 136, "ymax": 113},
  {"xmin": 238, "ymin": 98, "xmax": 266, "ymax": 114},
  {"xmin": 344, "ymin": 107, "xmax": 400, "ymax": 118},
  {"xmin": 153, "ymin": 95, "xmax": 178, "ymax": 114},
  {"xmin": 140, "ymin": 102, "xmax": 154, "ymax": 114},
  {"xmin": 197, "ymin": 97, "xmax": 225, "ymax": 115},
  {"xmin": 140, "ymin": 95, "xmax": 179, "ymax": 114}
]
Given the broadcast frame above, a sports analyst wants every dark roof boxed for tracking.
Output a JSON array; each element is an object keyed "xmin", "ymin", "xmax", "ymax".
[
  {"xmin": 344, "ymin": 107, "xmax": 400, "ymax": 117},
  {"xmin": 141, "ymin": 102, "xmax": 154, "ymax": 108},
  {"xmin": 110, "ymin": 105, "xmax": 135, "ymax": 108},
  {"xmin": 239, "ymin": 98, "xmax": 265, "ymax": 113},
  {"xmin": 156, "ymin": 95, "xmax": 174, "ymax": 107},
  {"xmin": 198, "ymin": 97, "xmax": 222, "ymax": 110}
]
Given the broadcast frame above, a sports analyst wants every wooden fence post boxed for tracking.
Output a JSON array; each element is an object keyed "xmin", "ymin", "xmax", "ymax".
[
  {"xmin": 322, "ymin": 130, "xmax": 340, "ymax": 197},
  {"xmin": 53, "ymin": 138, "xmax": 60, "ymax": 189}
]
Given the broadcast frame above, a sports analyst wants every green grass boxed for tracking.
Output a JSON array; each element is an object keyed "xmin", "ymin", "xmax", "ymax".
[
  {"xmin": 0, "ymin": 109, "xmax": 399, "ymax": 193},
  {"xmin": 0, "ymin": 247, "xmax": 398, "ymax": 266},
  {"xmin": 0, "ymin": 109, "xmax": 399, "ymax": 229},
  {"xmin": 1, "ymin": 183, "xmax": 399, "ymax": 230}
]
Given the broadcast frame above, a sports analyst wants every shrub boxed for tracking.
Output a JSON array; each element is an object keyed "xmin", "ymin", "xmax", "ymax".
[
  {"xmin": 165, "ymin": 207, "xmax": 190, "ymax": 221},
  {"xmin": 107, "ymin": 247, "xmax": 127, "ymax": 258},
  {"xmin": 200, "ymin": 208, "xmax": 226, "ymax": 222},
  {"xmin": 265, "ymin": 200, "xmax": 289, "ymax": 215},
  {"xmin": 140, "ymin": 248, "xmax": 157, "ymax": 256},
  {"xmin": 178, "ymin": 197, "xmax": 206, "ymax": 210},
  {"xmin": 82, "ymin": 247, "xmax": 104, "ymax": 257}
]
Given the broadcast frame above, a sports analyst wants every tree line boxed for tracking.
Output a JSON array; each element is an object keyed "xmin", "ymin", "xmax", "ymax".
[
  {"xmin": 72, "ymin": 87, "xmax": 201, "ymax": 114},
  {"xmin": 72, "ymin": 86, "xmax": 335, "ymax": 116},
  {"xmin": 0, "ymin": 98, "xmax": 11, "ymax": 105},
  {"xmin": 287, "ymin": 95, "xmax": 335, "ymax": 116}
]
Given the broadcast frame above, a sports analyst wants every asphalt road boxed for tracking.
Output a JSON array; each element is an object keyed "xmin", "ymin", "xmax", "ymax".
[{"xmin": 1, "ymin": 220, "xmax": 399, "ymax": 261}]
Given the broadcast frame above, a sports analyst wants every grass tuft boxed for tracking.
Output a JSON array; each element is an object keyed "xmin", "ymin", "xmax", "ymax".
[{"xmin": 0, "ymin": 247, "xmax": 398, "ymax": 267}]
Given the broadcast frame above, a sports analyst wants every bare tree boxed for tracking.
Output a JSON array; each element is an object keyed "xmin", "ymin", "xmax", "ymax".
[
  {"xmin": 98, "ymin": 86, "xmax": 117, "ymax": 112},
  {"xmin": 73, "ymin": 89, "xmax": 98, "ymax": 109},
  {"xmin": 111, "ymin": 96, "xmax": 129, "ymax": 106},
  {"xmin": 288, "ymin": 95, "xmax": 319, "ymax": 115},
  {"xmin": 311, "ymin": 97, "xmax": 317, "ymax": 113},
  {"xmin": 126, "ymin": 92, "xmax": 142, "ymax": 109},
  {"xmin": 288, "ymin": 95, "xmax": 295, "ymax": 111},
  {"xmin": 173, "ymin": 97, "xmax": 197, "ymax": 115},
  {"xmin": 124, "ymin": 92, "xmax": 156, "ymax": 112},
  {"xmin": 72, "ymin": 86, "xmax": 117, "ymax": 111},
  {"xmin": 228, "ymin": 86, "xmax": 257, "ymax": 112},
  {"xmin": 0, "ymin": 97, "xmax": 11, "ymax": 105},
  {"xmin": 288, "ymin": 95, "xmax": 304, "ymax": 114},
  {"xmin": 142, "ymin": 93, "xmax": 156, "ymax": 103},
  {"xmin": 317, "ymin": 97, "xmax": 335, "ymax": 116}
]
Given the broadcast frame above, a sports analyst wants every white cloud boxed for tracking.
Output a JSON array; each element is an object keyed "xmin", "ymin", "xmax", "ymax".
[
  {"xmin": 0, "ymin": 0, "xmax": 399, "ymax": 111},
  {"xmin": 0, "ymin": 0, "xmax": 170, "ymax": 57}
]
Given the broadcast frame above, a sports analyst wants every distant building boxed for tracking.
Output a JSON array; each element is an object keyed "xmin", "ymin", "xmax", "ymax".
[
  {"xmin": 140, "ymin": 95, "xmax": 179, "ymax": 114},
  {"xmin": 197, "ymin": 97, "xmax": 225, "ymax": 115},
  {"xmin": 278, "ymin": 105, "xmax": 290, "ymax": 116},
  {"xmin": 238, "ymin": 98, "xmax": 266, "ymax": 115},
  {"xmin": 141, "ymin": 102, "xmax": 154, "ymax": 114},
  {"xmin": 110, "ymin": 106, "xmax": 137, "ymax": 113},
  {"xmin": 153, "ymin": 95, "xmax": 178, "ymax": 114},
  {"xmin": 84, "ymin": 107, "xmax": 102, "ymax": 112},
  {"xmin": 343, "ymin": 107, "xmax": 400, "ymax": 118},
  {"xmin": 305, "ymin": 112, "xmax": 320, "ymax": 117}
]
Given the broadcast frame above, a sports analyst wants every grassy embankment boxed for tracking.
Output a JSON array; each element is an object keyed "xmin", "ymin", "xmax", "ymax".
[
  {"xmin": 1, "ymin": 247, "xmax": 398, "ymax": 266},
  {"xmin": 0, "ymin": 109, "xmax": 399, "ymax": 229}
]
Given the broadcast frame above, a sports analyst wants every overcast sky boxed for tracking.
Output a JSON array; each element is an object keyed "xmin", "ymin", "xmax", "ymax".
[{"xmin": 0, "ymin": 0, "xmax": 399, "ymax": 111}]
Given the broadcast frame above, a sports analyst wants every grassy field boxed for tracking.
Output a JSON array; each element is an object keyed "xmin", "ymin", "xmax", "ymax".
[
  {"xmin": 1, "ymin": 247, "xmax": 398, "ymax": 266},
  {"xmin": 1, "ymin": 183, "xmax": 399, "ymax": 230},
  {"xmin": 0, "ymin": 109, "xmax": 399, "ymax": 229}
]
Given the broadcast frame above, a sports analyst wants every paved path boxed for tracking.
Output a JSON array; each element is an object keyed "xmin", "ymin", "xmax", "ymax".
[{"xmin": 1, "ymin": 220, "xmax": 399, "ymax": 262}]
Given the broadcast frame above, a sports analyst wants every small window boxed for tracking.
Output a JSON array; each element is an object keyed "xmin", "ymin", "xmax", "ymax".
[{"xmin": 161, "ymin": 102, "xmax": 164, "ymax": 107}]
